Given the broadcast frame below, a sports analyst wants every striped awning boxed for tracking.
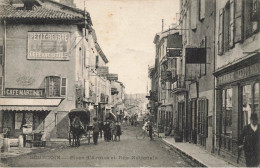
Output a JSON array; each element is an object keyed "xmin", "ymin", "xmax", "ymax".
[
  {"xmin": 0, "ymin": 97, "xmax": 63, "ymax": 111},
  {"xmin": 0, "ymin": 106, "xmax": 54, "ymax": 111}
]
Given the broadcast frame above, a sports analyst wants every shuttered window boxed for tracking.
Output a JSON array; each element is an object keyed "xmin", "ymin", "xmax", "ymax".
[
  {"xmin": 244, "ymin": 0, "xmax": 259, "ymax": 39},
  {"xmin": 234, "ymin": 0, "xmax": 243, "ymax": 43},
  {"xmin": 45, "ymin": 76, "xmax": 67, "ymax": 97}
]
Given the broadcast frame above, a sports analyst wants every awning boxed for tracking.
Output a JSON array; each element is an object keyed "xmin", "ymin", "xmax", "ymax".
[
  {"xmin": 0, "ymin": 106, "xmax": 54, "ymax": 111},
  {"xmin": 0, "ymin": 98, "xmax": 63, "ymax": 111}
]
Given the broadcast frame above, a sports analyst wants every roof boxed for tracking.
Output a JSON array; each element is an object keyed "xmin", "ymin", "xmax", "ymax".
[
  {"xmin": 95, "ymin": 43, "xmax": 109, "ymax": 63},
  {"xmin": 0, "ymin": 5, "xmax": 82, "ymax": 21},
  {"xmin": 0, "ymin": 0, "xmax": 92, "ymax": 25}
]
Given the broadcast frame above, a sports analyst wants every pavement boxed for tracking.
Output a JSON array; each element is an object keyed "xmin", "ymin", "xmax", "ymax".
[
  {"xmin": 1, "ymin": 125, "xmax": 237, "ymax": 167},
  {"xmin": 1, "ymin": 125, "xmax": 194, "ymax": 167},
  {"xmin": 157, "ymin": 133, "xmax": 235, "ymax": 167}
]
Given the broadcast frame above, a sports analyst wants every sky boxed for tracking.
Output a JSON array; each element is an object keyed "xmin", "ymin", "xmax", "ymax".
[{"xmin": 74, "ymin": 0, "xmax": 180, "ymax": 94}]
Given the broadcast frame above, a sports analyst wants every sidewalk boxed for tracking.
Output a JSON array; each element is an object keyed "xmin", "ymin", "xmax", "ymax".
[{"xmin": 159, "ymin": 137, "xmax": 235, "ymax": 167}]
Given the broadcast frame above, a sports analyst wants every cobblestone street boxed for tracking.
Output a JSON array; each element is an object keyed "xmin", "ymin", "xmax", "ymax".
[{"xmin": 1, "ymin": 124, "xmax": 193, "ymax": 167}]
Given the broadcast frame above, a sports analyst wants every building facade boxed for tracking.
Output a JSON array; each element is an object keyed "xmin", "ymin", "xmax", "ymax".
[
  {"xmin": 179, "ymin": 0, "xmax": 215, "ymax": 152},
  {"xmin": 214, "ymin": 0, "xmax": 260, "ymax": 164},
  {"xmin": 0, "ymin": 0, "xmax": 126, "ymax": 144}
]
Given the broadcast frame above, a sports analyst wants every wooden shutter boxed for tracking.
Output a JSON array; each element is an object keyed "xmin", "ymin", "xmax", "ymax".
[
  {"xmin": 215, "ymin": 89, "xmax": 222, "ymax": 147},
  {"xmin": 45, "ymin": 77, "xmax": 50, "ymax": 97},
  {"xmin": 191, "ymin": 0, "xmax": 198, "ymax": 30},
  {"xmin": 204, "ymin": 99, "xmax": 208, "ymax": 138},
  {"xmin": 60, "ymin": 78, "xmax": 67, "ymax": 96},
  {"xmin": 229, "ymin": 0, "xmax": 235, "ymax": 48},
  {"xmin": 234, "ymin": 0, "xmax": 243, "ymax": 43},
  {"xmin": 0, "ymin": 76, "xmax": 3, "ymax": 95},
  {"xmin": 218, "ymin": 9, "xmax": 224, "ymax": 55}
]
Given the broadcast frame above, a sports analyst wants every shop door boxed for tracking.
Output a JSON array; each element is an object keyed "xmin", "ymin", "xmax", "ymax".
[
  {"xmin": 57, "ymin": 112, "xmax": 69, "ymax": 139},
  {"xmin": 190, "ymin": 100, "xmax": 197, "ymax": 144},
  {"xmin": 178, "ymin": 102, "xmax": 185, "ymax": 138},
  {"xmin": 197, "ymin": 99, "xmax": 208, "ymax": 147}
]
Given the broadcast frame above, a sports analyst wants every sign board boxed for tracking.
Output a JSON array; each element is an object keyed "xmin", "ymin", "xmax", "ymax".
[
  {"xmin": 217, "ymin": 62, "xmax": 260, "ymax": 85},
  {"xmin": 27, "ymin": 32, "xmax": 70, "ymax": 60},
  {"xmin": 167, "ymin": 48, "xmax": 182, "ymax": 57},
  {"xmin": 186, "ymin": 48, "xmax": 206, "ymax": 64},
  {"xmin": 97, "ymin": 66, "xmax": 109, "ymax": 76},
  {"xmin": 107, "ymin": 74, "xmax": 118, "ymax": 81},
  {"xmin": 5, "ymin": 88, "xmax": 45, "ymax": 97}
]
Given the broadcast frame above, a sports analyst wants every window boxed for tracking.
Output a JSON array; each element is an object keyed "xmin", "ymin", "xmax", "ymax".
[
  {"xmin": 221, "ymin": 88, "xmax": 232, "ymax": 136},
  {"xmin": 218, "ymin": 1, "xmax": 235, "ymax": 55},
  {"xmin": 45, "ymin": 76, "xmax": 67, "ymax": 97},
  {"xmin": 244, "ymin": 0, "xmax": 259, "ymax": 39},
  {"xmin": 253, "ymin": 83, "xmax": 259, "ymax": 114},
  {"xmin": 0, "ymin": 46, "xmax": 3, "ymax": 65},
  {"xmin": 242, "ymin": 85, "xmax": 252, "ymax": 127}
]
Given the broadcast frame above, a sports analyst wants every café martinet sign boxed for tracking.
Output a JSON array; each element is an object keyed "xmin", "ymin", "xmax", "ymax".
[
  {"xmin": 27, "ymin": 32, "xmax": 70, "ymax": 60},
  {"xmin": 5, "ymin": 88, "xmax": 45, "ymax": 97}
]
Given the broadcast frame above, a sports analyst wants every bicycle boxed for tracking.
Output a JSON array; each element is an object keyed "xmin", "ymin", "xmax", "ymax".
[{"xmin": 135, "ymin": 127, "xmax": 156, "ymax": 140}]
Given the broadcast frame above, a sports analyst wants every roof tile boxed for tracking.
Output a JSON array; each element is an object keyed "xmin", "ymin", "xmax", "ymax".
[{"xmin": 0, "ymin": 4, "xmax": 83, "ymax": 21}]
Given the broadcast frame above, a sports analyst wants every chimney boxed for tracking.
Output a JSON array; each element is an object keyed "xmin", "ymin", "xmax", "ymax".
[{"xmin": 59, "ymin": 0, "xmax": 76, "ymax": 8}]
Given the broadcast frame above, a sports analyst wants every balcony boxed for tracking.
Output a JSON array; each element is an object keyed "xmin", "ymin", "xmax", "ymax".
[{"xmin": 171, "ymin": 75, "xmax": 187, "ymax": 93}]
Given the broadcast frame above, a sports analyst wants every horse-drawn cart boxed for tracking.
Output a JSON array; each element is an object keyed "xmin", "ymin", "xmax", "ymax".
[{"xmin": 68, "ymin": 108, "xmax": 90, "ymax": 147}]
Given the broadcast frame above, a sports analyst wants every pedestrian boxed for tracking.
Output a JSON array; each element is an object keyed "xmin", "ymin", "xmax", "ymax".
[
  {"xmin": 92, "ymin": 117, "xmax": 100, "ymax": 145},
  {"xmin": 99, "ymin": 120, "xmax": 103, "ymax": 138},
  {"xmin": 103, "ymin": 121, "xmax": 108, "ymax": 141},
  {"xmin": 147, "ymin": 120, "xmax": 153, "ymax": 140},
  {"xmin": 110, "ymin": 120, "xmax": 116, "ymax": 141},
  {"xmin": 107, "ymin": 120, "xmax": 111, "ymax": 141},
  {"xmin": 238, "ymin": 113, "xmax": 260, "ymax": 167},
  {"xmin": 115, "ymin": 121, "xmax": 122, "ymax": 141}
]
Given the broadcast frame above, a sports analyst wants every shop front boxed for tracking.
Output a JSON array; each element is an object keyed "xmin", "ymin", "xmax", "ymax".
[
  {"xmin": 0, "ymin": 97, "xmax": 63, "ymax": 147},
  {"xmin": 214, "ymin": 56, "xmax": 260, "ymax": 163}
]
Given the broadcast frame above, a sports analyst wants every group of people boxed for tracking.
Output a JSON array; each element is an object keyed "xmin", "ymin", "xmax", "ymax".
[
  {"xmin": 92, "ymin": 117, "xmax": 122, "ymax": 145},
  {"xmin": 123, "ymin": 114, "xmax": 138, "ymax": 126}
]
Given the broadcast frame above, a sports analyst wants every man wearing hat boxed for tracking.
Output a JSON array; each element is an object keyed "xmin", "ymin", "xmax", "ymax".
[{"xmin": 239, "ymin": 113, "xmax": 260, "ymax": 167}]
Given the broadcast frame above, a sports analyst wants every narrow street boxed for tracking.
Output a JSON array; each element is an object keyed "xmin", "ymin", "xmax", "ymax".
[{"xmin": 1, "ymin": 124, "xmax": 193, "ymax": 167}]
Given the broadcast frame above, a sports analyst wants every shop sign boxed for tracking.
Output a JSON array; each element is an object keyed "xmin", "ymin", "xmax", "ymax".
[
  {"xmin": 27, "ymin": 32, "xmax": 70, "ymax": 60},
  {"xmin": 107, "ymin": 74, "xmax": 118, "ymax": 81},
  {"xmin": 217, "ymin": 62, "xmax": 260, "ymax": 85},
  {"xmin": 5, "ymin": 88, "xmax": 45, "ymax": 97}
]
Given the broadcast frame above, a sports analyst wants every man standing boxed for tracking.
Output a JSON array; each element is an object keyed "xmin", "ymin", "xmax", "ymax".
[
  {"xmin": 239, "ymin": 113, "xmax": 260, "ymax": 167},
  {"xmin": 92, "ymin": 117, "xmax": 100, "ymax": 145}
]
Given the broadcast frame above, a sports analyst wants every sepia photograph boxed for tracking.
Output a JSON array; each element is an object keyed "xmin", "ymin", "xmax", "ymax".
[{"xmin": 0, "ymin": 0, "xmax": 260, "ymax": 167}]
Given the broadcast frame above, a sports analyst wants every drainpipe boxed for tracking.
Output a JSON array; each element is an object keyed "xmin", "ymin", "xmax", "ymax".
[
  {"xmin": 3, "ymin": 19, "xmax": 6, "ymax": 96},
  {"xmin": 212, "ymin": 0, "xmax": 216, "ymax": 154}
]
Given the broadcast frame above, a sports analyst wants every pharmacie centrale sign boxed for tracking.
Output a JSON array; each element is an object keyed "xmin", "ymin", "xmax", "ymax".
[
  {"xmin": 27, "ymin": 32, "xmax": 70, "ymax": 60},
  {"xmin": 217, "ymin": 62, "xmax": 260, "ymax": 85},
  {"xmin": 5, "ymin": 88, "xmax": 45, "ymax": 97}
]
